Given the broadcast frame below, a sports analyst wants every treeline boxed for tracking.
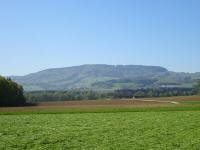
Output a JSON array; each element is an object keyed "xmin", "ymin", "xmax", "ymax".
[
  {"xmin": 114, "ymin": 87, "xmax": 198, "ymax": 99},
  {"xmin": 25, "ymin": 90, "xmax": 112, "ymax": 103},
  {"xmin": 25, "ymin": 87, "xmax": 198, "ymax": 102},
  {"xmin": 199, "ymin": 81, "xmax": 200, "ymax": 95},
  {"xmin": 1, "ymin": 74, "xmax": 199, "ymax": 105},
  {"xmin": 0, "ymin": 76, "xmax": 26, "ymax": 106}
]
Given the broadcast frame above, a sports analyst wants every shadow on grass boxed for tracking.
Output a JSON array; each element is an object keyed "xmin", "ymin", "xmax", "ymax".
[
  {"xmin": 0, "ymin": 102, "xmax": 37, "ymax": 107},
  {"xmin": 23, "ymin": 102, "xmax": 38, "ymax": 106}
]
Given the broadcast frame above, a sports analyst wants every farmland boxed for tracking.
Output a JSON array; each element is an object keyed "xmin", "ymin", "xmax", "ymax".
[{"xmin": 1, "ymin": 96, "xmax": 200, "ymax": 149}]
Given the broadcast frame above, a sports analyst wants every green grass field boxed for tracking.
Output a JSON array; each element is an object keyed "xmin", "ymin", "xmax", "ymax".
[
  {"xmin": 1, "ymin": 96, "xmax": 200, "ymax": 149},
  {"xmin": 1, "ymin": 109, "xmax": 200, "ymax": 149}
]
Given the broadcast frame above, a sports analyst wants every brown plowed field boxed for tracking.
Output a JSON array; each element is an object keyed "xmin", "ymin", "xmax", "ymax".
[
  {"xmin": 37, "ymin": 99, "xmax": 175, "ymax": 107},
  {"xmin": 0, "ymin": 96, "xmax": 199, "ymax": 113}
]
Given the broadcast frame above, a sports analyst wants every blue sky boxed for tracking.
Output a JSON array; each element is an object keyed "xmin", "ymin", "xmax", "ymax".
[{"xmin": 0, "ymin": 0, "xmax": 200, "ymax": 75}]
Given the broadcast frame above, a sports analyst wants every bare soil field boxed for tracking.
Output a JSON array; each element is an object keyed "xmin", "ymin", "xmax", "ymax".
[
  {"xmin": 37, "ymin": 99, "xmax": 175, "ymax": 107},
  {"xmin": 35, "ymin": 96, "xmax": 200, "ymax": 107},
  {"xmin": 0, "ymin": 99, "xmax": 174, "ymax": 113},
  {"xmin": 0, "ymin": 96, "xmax": 199, "ymax": 113}
]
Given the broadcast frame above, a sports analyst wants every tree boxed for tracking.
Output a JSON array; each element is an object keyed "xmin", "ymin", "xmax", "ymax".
[
  {"xmin": 0, "ymin": 76, "xmax": 26, "ymax": 106},
  {"xmin": 199, "ymin": 81, "xmax": 200, "ymax": 95}
]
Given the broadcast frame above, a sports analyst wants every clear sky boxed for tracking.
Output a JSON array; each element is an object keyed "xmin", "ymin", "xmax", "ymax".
[{"xmin": 0, "ymin": 0, "xmax": 200, "ymax": 76}]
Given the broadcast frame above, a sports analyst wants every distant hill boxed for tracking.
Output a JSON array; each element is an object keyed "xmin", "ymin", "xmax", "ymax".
[{"xmin": 11, "ymin": 64, "xmax": 200, "ymax": 91}]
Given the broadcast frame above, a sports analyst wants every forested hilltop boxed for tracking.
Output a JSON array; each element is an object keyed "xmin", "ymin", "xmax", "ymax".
[{"xmin": 11, "ymin": 64, "xmax": 200, "ymax": 91}]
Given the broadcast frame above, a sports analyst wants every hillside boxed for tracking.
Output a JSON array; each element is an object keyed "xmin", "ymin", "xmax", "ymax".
[{"xmin": 11, "ymin": 64, "xmax": 200, "ymax": 91}]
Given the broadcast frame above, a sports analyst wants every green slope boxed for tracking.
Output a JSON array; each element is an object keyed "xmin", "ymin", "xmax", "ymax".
[{"xmin": 11, "ymin": 64, "xmax": 200, "ymax": 91}]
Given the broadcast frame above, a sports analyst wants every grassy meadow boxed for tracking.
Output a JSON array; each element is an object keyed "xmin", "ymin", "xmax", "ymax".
[{"xmin": 1, "ymin": 96, "xmax": 200, "ymax": 149}]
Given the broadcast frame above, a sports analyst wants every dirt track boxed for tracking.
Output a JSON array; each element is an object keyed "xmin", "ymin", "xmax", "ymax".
[{"xmin": 141, "ymin": 96, "xmax": 200, "ymax": 102}]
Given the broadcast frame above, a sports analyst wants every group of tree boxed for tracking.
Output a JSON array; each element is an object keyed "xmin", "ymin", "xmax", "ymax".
[
  {"xmin": 199, "ymin": 80, "xmax": 200, "ymax": 95},
  {"xmin": 25, "ymin": 90, "xmax": 112, "ymax": 103},
  {"xmin": 1, "ymin": 74, "xmax": 200, "ymax": 105},
  {"xmin": 113, "ymin": 87, "xmax": 198, "ymax": 99},
  {"xmin": 0, "ymin": 76, "xmax": 26, "ymax": 106},
  {"xmin": 25, "ymin": 87, "xmax": 198, "ymax": 103}
]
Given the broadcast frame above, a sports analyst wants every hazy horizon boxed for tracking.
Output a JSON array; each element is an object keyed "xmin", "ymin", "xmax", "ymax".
[{"xmin": 1, "ymin": 0, "xmax": 200, "ymax": 75}]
